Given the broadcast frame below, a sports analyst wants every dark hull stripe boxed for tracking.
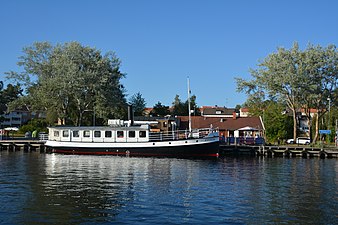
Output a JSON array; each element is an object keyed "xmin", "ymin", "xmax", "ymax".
[{"xmin": 50, "ymin": 141, "xmax": 219, "ymax": 158}]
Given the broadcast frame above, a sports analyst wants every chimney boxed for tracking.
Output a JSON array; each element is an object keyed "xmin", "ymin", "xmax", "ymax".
[
  {"xmin": 128, "ymin": 105, "xmax": 134, "ymax": 126},
  {"xmin": 233, "ymin": 111, "xmax": 237, "ymax": 120}
]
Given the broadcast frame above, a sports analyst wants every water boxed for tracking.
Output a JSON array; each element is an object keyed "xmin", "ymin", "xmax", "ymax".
[{"xmin": 0, "ymin": 152, "xmax": 337, "ymax": 224}]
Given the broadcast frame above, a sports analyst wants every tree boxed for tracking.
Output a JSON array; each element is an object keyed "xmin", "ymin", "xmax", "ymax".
[
  {"xmin": 150, "ymin": 102, "xmax": 170, "ymax": 117},
  {"xmin": 299, "ymin": 44, "xmax": 338, "ymax": 142},
  {"xmin": 0, "ymin": 83, "xmax": 23, "ymax": 123},
  {"xmin": 263, "ymin": 101, "xmax": 293, "ymax": 143},
  {"xmin": 129, "ymin": 92, "xmax": 146, "ymax": 116},
  {"xmin": 6, "ymin": 42, "xmax": 126, "ymax": 125},
  {"xmin": 236, "ymin": 42, "xmax": 338, "ymax": 142},
  {"xmin": 171, "ymin": 94, "xmax": 186, "ymax": 116},
  {"xmin": 171, "ymin": 94, "xmax": 201, "ymax": 116}
]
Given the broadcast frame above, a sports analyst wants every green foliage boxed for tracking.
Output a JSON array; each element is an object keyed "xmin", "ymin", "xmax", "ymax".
[
  {"xmin": 6, "ymin": 42, "xmax": 127, "ymax": 126},
  {"xmin": 0, "ymin": 82, "xmax": 23, "ymax": 122},
  {"xmin": 129, "ymin": 92, "xmax": 146, "ymax": 116},
  {"xmin": 19, "ymin": 118, "xmax": 48, "ymax": 134},
  {"xmin": 263, "ymin": 102, "xmax": 293, "ymax": 142},
  {"xmin": 236, "ymin": 42, "xmax": 338, "ymax": 140},
  {"xmin": 150, "ymin": 102, "xmax": 170, "ymax": 117},
  {"xmin": 171, "ymin": 94, "xmax": 201, "ymax": 116}
]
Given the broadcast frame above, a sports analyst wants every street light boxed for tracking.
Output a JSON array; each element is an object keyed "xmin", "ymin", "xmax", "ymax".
[
  {"xmin": 327, "ymin": 97, "xmax": 331, "ymax": 144},
  {"xmin": 327, "ymin": 97, "xmax": 331, "ymax": 130}
]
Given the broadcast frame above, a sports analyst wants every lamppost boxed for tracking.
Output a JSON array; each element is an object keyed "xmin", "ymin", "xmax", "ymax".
[
  {"xmin": 327, "ymin": 97, "xmax": 331, "ymax": 144},
  {"xmin": 327, "ymin": 97, "xmax": 331, "ymax": 130}
]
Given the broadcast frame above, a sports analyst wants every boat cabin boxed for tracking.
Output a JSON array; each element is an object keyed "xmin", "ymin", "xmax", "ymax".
[{"xmin": 48, "ymin": 125, "xmax": 150, "ymax": 143}]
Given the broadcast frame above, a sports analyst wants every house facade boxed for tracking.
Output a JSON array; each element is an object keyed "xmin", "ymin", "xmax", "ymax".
[{"xmin": 0, "ymin": 107, "xmax": 46, "ymax": 128}]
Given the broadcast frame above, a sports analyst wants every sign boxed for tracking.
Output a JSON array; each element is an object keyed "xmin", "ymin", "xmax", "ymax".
[{"xmin": 319, "ymin": 130, "xmax": 331, "ymax": 134}]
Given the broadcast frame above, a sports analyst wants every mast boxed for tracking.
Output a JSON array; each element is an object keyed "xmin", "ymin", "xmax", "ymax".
[{"xmin": 187, "ymin": 77, "xmax": 192, "ymax": 133}]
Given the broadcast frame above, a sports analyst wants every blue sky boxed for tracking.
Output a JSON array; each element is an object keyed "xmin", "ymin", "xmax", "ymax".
[{"xmin": 1, "ymin": 0, "xmax": 337, "ymax": 108}]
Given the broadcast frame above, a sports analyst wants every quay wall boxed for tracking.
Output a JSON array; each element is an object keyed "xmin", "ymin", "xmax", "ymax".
[{"xmin": 220, "ymin": 144, "xmax": 338, "ymax": 158}]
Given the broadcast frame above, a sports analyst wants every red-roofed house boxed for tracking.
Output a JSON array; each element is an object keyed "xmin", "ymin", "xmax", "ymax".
[{"xmin": 178, "ymin": 115, "xmax": 264, "ymax": 138}]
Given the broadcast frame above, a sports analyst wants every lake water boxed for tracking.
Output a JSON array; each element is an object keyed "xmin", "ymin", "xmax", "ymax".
[{"xmin": 0, "ymin": 152, "xmax": 337, "ymax": 224}]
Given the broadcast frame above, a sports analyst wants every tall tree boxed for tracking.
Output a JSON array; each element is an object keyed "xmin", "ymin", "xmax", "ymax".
[
  {"xmin": 300, "ymin": 44, "xmax": 338, "ymax": 141},
  {"xmin": 129, "ymin": 92, "xmax": 146, "ymax": 116},
  {"xmin": 6, "ymin": 42, "xmax": 126, "ymax": 125},
  {"xmin": 236, "ymin": 42, "xmax": 338, "ymax": 142},
  {"xmin": 171, "ymin": 94, "xmax": 200, "ymax": 116},
  {"xmin": 171, "ymin": 94, "xmax": 186, "ymax": 116}
]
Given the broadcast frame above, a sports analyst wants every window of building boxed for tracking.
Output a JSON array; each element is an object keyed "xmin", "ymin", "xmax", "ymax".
[
  {"xmin": 73, "ymin": 130, "xmax": 79, "ymax": 138},
  {"xmin": 129, "ymin": 131, "xmax": 135, "ymax": 138},
  {"xmin": 139, "ymin": 131, "xmax": 146, "ymax": 138},
  {"xmin": 54, "ymin": 131, "xmax": 59, "ymax": 137},
  {"xmin": 117, "ymin": 131, "xmax": 124, "ymax": 138},
  {"xmin": 63, "ymin": 130, "xmax": 69, "ymax": 137},
  {"xmin": 83, "ymin": 130, "xmax": 90, "ymax": 137},
  {"xmin": 94, "ymin": 131, "xmax": 101, "ymax": 138},
  {"xmin": 105, "ymin": 131, "xmax": 112, "ymax": 138}
]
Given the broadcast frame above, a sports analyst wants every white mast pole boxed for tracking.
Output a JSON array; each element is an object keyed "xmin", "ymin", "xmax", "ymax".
[{"xmin": 187, "ymin": 77, "xmax": 192, "ymax": 133}]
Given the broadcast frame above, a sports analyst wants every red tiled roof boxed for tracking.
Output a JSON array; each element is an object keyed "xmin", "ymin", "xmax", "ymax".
[{"xmin": 178, "ymin": 116, "xmax": 263, "ymax": 131}]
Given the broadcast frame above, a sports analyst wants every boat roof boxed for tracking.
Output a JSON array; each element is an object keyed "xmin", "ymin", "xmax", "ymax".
[{"xmin": 48, "ymin": 125, "xmax": 149, "ymax": 131}]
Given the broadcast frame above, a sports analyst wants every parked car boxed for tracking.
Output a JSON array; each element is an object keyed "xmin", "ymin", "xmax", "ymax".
[{"xmin": 286, "ymin": 137, "xmax": 311, "ymax": 145}]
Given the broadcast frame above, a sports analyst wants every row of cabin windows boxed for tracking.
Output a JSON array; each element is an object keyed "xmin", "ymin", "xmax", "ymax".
[{"xmin": 54, "ymin": 130, "xmax": 147, "ymax": 138}]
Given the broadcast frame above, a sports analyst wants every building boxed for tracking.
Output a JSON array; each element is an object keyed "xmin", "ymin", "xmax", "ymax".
[
  {"xmin": 0, "ymin": 107, "xmax": 46, "ymax": 128},
  {"xmin": 178, "ymin": 116, "xmax": 264, "ymax": 138}
]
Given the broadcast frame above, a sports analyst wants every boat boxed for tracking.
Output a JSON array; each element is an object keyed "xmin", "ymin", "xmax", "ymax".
[
  {"xmin": 45, "ymin": 78, "xmax": 219, "ymax": 158},
  {"xmin": 45, "ymin": 121, "xmax": 219, "ymax": 158}
]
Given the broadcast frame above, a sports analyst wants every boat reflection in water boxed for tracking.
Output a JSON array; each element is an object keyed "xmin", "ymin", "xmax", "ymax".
[{"xmin": 25, "ymin": 155, "xmax": 218, "ymax": 224}]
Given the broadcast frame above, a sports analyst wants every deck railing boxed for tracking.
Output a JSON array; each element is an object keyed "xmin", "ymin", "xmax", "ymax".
[{"xmin": 149, "ymin": 128, "xmax": 218, "ymax": 142}]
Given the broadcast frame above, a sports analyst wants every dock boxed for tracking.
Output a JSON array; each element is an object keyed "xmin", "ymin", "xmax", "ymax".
[
  {"xmin": 0, "ymin": 140, "xmax": 49, "ymax": 153},
  {"xmin": 219, "ymin": 144, "xmax": 338, "ymax": 158}
]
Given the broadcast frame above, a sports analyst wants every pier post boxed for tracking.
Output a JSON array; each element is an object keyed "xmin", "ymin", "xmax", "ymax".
[
  {"xmin": 39, "ymin": 145, "xmax": 45, "ymax": 153},
  {"xmin": 14, "ymin": 144, "xmax": 20, "ymax": 151},
  {"xmin": 24, "ymin": 144, "xmax": 29, "ymax": 152}
]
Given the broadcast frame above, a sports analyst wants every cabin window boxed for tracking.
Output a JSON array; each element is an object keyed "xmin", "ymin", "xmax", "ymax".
[
  {"xmin": 105, "ymin": 131, "xmax": 112, "ymax": 138},
  {"xmin": 139, "ymin": 131, "xmax": 146, "ymax": 138},
  {"xmin": 62, "ymin": 130, "xmax": 69, "ymax": 137},
  {"xmin": 73, "ymin": 130, "xmax": 79, "ymax": 138},
  {"xmin": 54, "ymin": 131, "xmax": 59, "ymax": 137},
  {"xmin": 94, "ymin": 131, "xmax": 101, "ymax": 138},
  {"xmin": 117, "ymin": 131, "xmax": 124, "ymax": 138},
  {"xmin": 129, "ymin": 131, "xmax": 135, "ymax": 138},
  {"xmin": 83, "ymin": 130, "xmax": 90, "ymax": 138},
  {"xmin": 163, "ymin": 122, "xmax": 167, "ymax": 127},
  {"xmin": 63, "ymin": 130, "xmax": 69, "ymax": 137}
]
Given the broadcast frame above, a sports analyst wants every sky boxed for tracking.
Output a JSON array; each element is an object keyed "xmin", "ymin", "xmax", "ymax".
[{"xmin": 0, "ymin": 0, "xmax": 337, "ymax": 108}]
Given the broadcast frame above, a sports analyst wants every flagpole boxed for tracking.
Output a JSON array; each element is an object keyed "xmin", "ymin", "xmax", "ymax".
[{"xmin": 187, "ymin": 77, "xmax": 192, "ymax": 133}]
